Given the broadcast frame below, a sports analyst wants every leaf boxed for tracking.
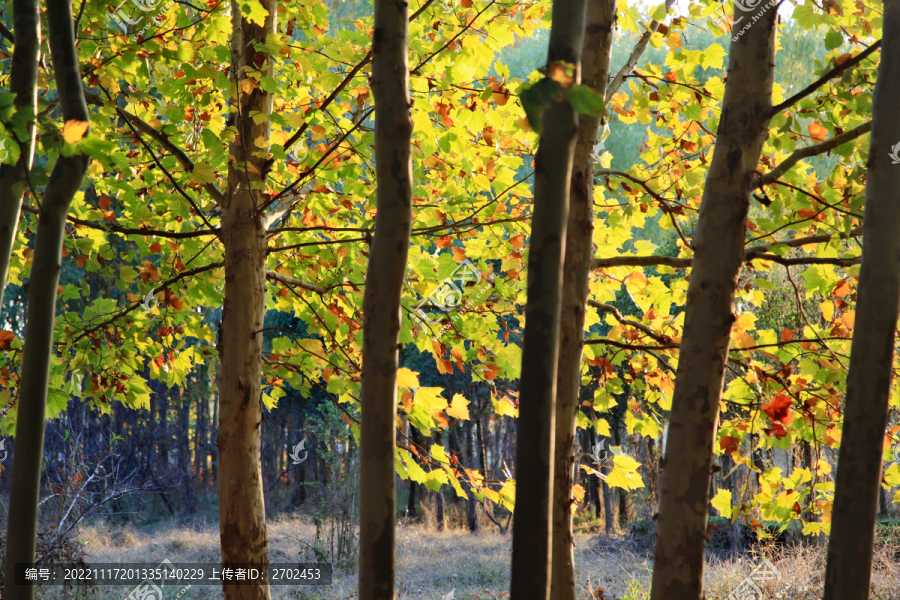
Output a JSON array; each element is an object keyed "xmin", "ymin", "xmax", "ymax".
[
  {"xmin": 397, "ymin": 368, "xmax": 420, "ymax": 389},
  {"xmin": 518, "ymin": 78, "xmax": 562, "ymax": 134},
  {"xmin": 711, "ymin": 488, "xmax": 732, "ymax": 518},
  {"xmin": 62, "ymin": 120, "xmax": 90, "ymax": 144},
  {"xmin": 808, "ymin": 121, "xmax": 829, "ymax": 142},
  {"xmin": 446, "ymin": 393, "xmax": 470, "ymax": 420},
  {"xmin": 572, "ymin": 484, "xmax": 585, "ymax": 503},
  {"xmin": 191, "ymin": 162, "xmax": 216, "ymax": 184},
  {"xmin": 565, "ymin": 84, "xmax": 606, "ymax": 118}
]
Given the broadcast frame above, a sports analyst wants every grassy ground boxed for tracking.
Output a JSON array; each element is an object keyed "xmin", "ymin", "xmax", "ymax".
[{"xmin": 30, "ymin": 516, "xmax": 900, "ymax": 599}]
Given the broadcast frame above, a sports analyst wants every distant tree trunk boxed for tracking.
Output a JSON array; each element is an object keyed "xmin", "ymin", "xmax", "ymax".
[
  {"xmin": 158, "ymin": 386, "xmax": 170, "ymax": 465},
  {"xmin": 435, "ymin": 431, "xmax": 445, "ymax": 531},
  {"xmin": 407, "ymin": 425, "xmax": 423, "ymax": 518},
  {"xmin": 550, "ymin": 0, "xmax": 616, "ymax": 594},
  {"xmin": 357, "ymin": 0, "xmax": 413, "ymax": 595},
  {"xmin": 612, "ymin": 424, "xmax": 628, "ymax": 529},
  {"xmin": 649, "ymin": 3, "xmax": 777, "ymax": 597},
  {"xmin": 196, "ymin": 386, "xmax": 208, "ymax": 487},
  {"xmin": 510, "ymin": 0, "xmax": 587, "ymax": 597},
  {"xmin": 824, "ymin": 13, "xmax": 900, "ymax": 598},
  {"xmin": 465, "ymin": 420, "xmax": 479, "ymax": 533},
  {"xmin": 645, "ymin": 437, "xmax": 659, "ymax": 510},
  {"xmin": 216, "ymin": 0, "xmax": 277, "ymax": 598},
  {"xmin": 0, "ymin": 0, "xmax": 39, "ymax": 313},
  {"xmin": 2, "ymin": 1, "xmax": 90, "ymax": 597},
  {"xmin": 178, "ymin": 386, "xmax": 195, "ymax": 512}
]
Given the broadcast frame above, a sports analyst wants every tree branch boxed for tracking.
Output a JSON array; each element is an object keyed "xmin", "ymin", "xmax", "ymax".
[
  {"xmin": 771, "ymin": 41, "xmax": 882, "ymax": 115},
  {"xmin": 265, "ymin": 270, "xmax": 326, "ymax": 294},
  {"xmin": 605, "ymin": 0, "xmax": 676, "ymax": 102},
  {"xmin": 753, "ymin": 121, "xmax": 872, "ymax": 188}
]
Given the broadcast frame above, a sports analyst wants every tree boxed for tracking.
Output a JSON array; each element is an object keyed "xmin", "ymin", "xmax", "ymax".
[
  {"xmin": 509, "ymin": 0, "xmax": 587, "ymax": 597},
  {"xmin": 650, "ymin": 3, "xmax": 778, "ymax": 598},
  {"xmin": 0, "ymin": 0, "xmax": 39, "ymax": 313},
  {"xmin": 2, "ymin": 0, "xmax": 91, "ymax": 597},
  {"xmin": 216, "ymin": 0, "xmax": 277, "ymax": 597},
  {"xmin": 549, "ymin": 0, "xmax": 615, "ymax": 597},
  {"xmin": 823, "ymin": 6, "xmax": 900, "ymax": 597},
  {"xmin": 358, "ymin": 0, "xmax": 414, "ymax": 597}
]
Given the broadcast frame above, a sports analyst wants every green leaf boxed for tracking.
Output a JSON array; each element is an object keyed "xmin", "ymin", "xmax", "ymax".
[
  {"xmin": 565, "ymin": 84, "xmax": 606, "ymax": 118},
  {"xmin": 824, "ymin": 30, "xmax": 843, "ymax": 51},
  {"xmin": 518, "ymin": 78, "xmax": 562, "ymax": 134}
]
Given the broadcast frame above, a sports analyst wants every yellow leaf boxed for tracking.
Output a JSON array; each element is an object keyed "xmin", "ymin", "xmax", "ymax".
[
  {"xmin": 431, "ymin": 444, "xmax": 450, "ymax": 464},
  {"xmin": 396, "ymin": 368, "xmax": 420, "ymax": 389},
  {"xmin": 415, "ymin": 387, "xmax": 448, "ymax": 413},
  {"xmin": 572, "ymin": 484, "xmax": 585, "ymax": 504},
  {"xmin": 446, "ymin": 393, "xmax": 470, "ymax": 420},
  {"xmin": 820, "ymin": 300, "xmax": 835, "ymax": 322},
  {"xmin": 493, "ymin": 394, "xmax": 518, "ymax": 417},
  {"xmin": 482, "ymin": 487, "xmax": 501, "ymax": 503},
  {"xmin": 711, "ymin": 488, "xmax": 732, "ymax": 518},
  {"xmin": 62, "ymin": 120, "xmax": 89, "ymax": 143},
  {"xmin": 665, "ymin": 31, "xmax": 682, "ymax": 51},
  {"xmin": 594, "ymin": 417, "xmax": 611, "ymax": 436}
]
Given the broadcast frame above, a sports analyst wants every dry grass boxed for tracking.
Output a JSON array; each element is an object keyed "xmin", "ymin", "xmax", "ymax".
[{"xmin": 29, "ymin": 516, "xmax": 900, "ymax": 599}]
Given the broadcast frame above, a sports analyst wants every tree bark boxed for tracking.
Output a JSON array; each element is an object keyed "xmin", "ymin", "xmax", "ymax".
[
  {"xmin": 216, "ymin": 0, "xmax": 277, "ymax": 598},
  {"xmin": 550, "ymin": 0, "xmax": 617, "ymax": 587},
  {"xmin": 0, "ymin": 0, "xmax": 40, "ymax": 313},
  {"xmin": 357, "ymin": 0, "xmax": 413, "ymax": 595},
  {"xmin": 510, "ymin": 1, "xmax": 587, "ymax": 598},
  {"xmin": 649, "ymin": 4, "xmax": 777, "ymax": 597},
  {"xmin": 2, "ymin": 1, "xmax": 90, "ymax": 597},
  {"xmin": 823, "ymin": 10, "xmax": 900, "ymax": 597}
]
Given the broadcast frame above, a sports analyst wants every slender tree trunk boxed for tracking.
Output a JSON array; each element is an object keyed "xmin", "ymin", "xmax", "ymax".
[
  {"xmin": 550, "ymin": 0, "xmax": 615, "ymax": 596},
  {"xmin": 612, "ymin": 424, "xmax": 628, "ymax": 528},
  {"xmin": 2, "ymin": 1, "xmax": 90, "ymax": 596},
  {"xmin": 216, "ymin": 1, "xmax": 276, "ymax": 598},
  {"xmin": 435, "ymin": 431, "xmax": 445, "ymax": 531},
  {"xmin": 465, "ymin": 420, "xmax": 479, "ymax": 533},
  {"xmin": 824, "ymin": 12, "xmax": 900, "ymax": 597},
  {"xmin": 510, "ymin": 1, "xmax": 587, "ymax": 597},
  {"xmin": 357, "ymin": 0, "xmax": 413, "ymax": 595},
  {"xmin": 649, "ymin": 3, "xmax": 776, "ymax": 597},
  {"xmin": 0, "ymin": 0, "xmax": 39, "ymax": 313}
]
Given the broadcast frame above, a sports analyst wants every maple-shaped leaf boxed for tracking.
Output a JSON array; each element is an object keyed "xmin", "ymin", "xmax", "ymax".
[
  {"xmin": 62, "ymin": 120, "xmax": 89, "ymax": 143},
  {"xmin": 446, "ymin": 394, "xmax": 470, "ymax": 420}
]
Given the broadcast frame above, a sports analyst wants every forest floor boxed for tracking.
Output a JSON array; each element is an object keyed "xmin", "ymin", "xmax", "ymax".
[{"xmin": 32, "ymin": 516, "xmax": 900, "ymax": 600}]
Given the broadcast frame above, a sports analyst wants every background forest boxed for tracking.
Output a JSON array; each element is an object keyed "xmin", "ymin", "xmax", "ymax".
[{"xmin": 0, "ymin": 0, "xmax": 898, "ymax": 597}]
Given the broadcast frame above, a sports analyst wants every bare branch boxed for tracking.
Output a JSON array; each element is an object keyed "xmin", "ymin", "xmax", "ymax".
[{"xmin": 265, "ymin": 270, "xmax": 327, "ymax": 294}]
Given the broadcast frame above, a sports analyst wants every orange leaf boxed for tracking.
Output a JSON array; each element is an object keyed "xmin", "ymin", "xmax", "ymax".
[
  {"xmin": 149, "ymin": 242, "xmax": 163, "ymax": 253},
  {"xmin": 437, "ymin": 236, "xmax": 453, "ymax": 249},
  {"xmin": 808, "ymin": 121, "xmax": 829, "ymax": 142},
  {"xmin": 510, "ymin": 234, "xmax": 525, "ymax": 249},
  {"xmin": 719, "ymin": 435, "xmax": 740, "ymax": 453},
  {"xmin": 451, "ymin": 246, "xmax": 466, "ymax": 263}
]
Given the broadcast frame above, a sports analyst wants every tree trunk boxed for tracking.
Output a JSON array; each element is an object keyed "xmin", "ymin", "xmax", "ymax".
[
  {"xmin": 2, "ymin": 1, "xmax": 90, "ymax": 597},
  {"xmin": 465, "ymin": 420, "xmax": 479, "ymax": 533},
  {"xmin": 649, "ymin": 4, "xmax": 776, "ymax": 597},
  {"xmin": 0, "ymin": 0, "xmax": 39, "ymax": 313},
  {"xmin": 510, "ymin": 1, "xmax": 587, "ymax": 597},
  {"xmin": 435, "ymin": 431, "xmax": 445, "ymax": 531},
  {"xmin": 357, "ymin": 0, "xmax": 413, "ymax": 595},
  {"xmin": 612, "ymin": 424, "xmax": 628, "ymax": 529},
  {"xmin": 550, "ymin": 1, "xmax": 616, "ymax": 594},
  {"xmin": 216, "ymin": 0, "xmax": 277, "ymax": 598},
  {"xmin": 823, "ymin": 12, "xmax": 900, "ymax": 597}
]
